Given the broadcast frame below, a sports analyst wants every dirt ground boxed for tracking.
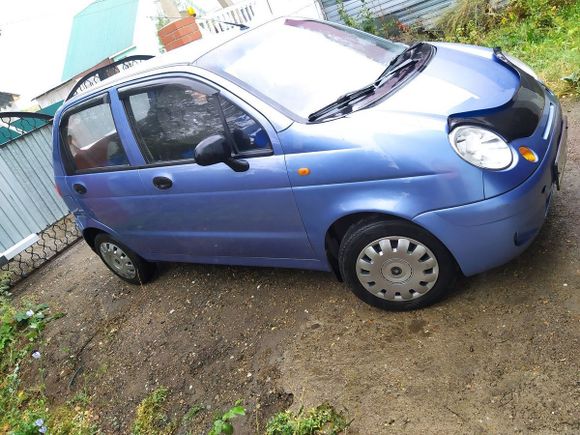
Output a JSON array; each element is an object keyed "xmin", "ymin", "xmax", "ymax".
[{"xmin": 14, "ymin": 101, "xmax": 579, "ymax": 434}]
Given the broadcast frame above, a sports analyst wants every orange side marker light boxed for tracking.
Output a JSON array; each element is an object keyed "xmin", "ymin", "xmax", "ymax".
[
  {"xmin": 298, "ymin": 167, "xmax": 311, "ymax": 176},
  {"xmin": 518, "ymin": 146, "xmax": 538, "ymax": 163}
]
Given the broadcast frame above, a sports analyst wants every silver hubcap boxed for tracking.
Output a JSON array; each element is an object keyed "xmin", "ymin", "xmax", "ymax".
[
  {"xmin": 99, "ymin": 242, "xmax": 136, "ymax": 279},
  {"xmin": 356, "ymin": 236, "xmax": 439, "ymax": 301}
]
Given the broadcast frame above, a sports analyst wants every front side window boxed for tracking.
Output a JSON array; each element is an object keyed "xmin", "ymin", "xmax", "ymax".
[
  {"xmin": 125, "ymin": 84, "xmax": 224, "ymax": 163},
  {"xmin": 62, "ymin": 101, "xmax": 129, "ymax": 172},
  {"xmin": 123, "ymin": 83, "xmax": 271, "ymax": 163},
  {"xmin": 221, "ymin": 97, "xmax": 271, "ymax": 153}
]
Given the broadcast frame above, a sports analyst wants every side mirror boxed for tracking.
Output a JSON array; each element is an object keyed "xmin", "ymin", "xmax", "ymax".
[{"xmin": 194, "ymin": 135, "xmax": 249, "ymax": 172}]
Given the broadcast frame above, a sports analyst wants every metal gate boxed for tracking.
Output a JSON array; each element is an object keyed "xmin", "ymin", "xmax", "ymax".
[{"xmin": 0, "ymin": 113, "xmax": 80, "ymax": 283}]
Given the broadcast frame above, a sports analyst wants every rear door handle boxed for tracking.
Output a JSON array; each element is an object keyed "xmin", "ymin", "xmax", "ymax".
[
  {"xmin": 153, "ymin": 176, "xmax": 173, "ymax": 190},
  {"xmin": 73, "ymin": 183, "xmax": 87, "ymax": 194}
]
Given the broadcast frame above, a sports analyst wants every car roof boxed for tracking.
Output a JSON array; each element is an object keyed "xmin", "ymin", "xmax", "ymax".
[{"xmin": 63, "ymin": 25, "xmax": 256, "ymax": 106}]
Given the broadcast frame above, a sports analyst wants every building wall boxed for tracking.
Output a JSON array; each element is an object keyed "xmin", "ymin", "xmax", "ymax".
[
  {"xmin": 321, "ymin": 0, "xmax": 509, "ymax": 28},
  {"xmin": 264, "ymin": 0, "xmax": 325, "ymax": 19},
  {"xmin": 35, "ymin": 81, "xmax": 75, "ymax": 109}
]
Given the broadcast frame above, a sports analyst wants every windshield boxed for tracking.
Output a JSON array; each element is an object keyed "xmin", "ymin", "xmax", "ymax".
[{"xmin": 197, "ymin": 18, "xmax": 405, "ymax": 120}]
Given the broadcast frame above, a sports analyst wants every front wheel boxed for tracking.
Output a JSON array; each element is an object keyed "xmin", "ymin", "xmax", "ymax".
[
  {"xmin": 94, "ymin": 234, "xmax": 155, "ymax": 285},
  {"xmin": 339, "ymin": 219, "xmax": 457, "ymax": 311}
]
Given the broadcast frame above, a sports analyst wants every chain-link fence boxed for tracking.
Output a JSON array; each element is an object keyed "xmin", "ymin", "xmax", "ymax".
[{"xmin": 0, "ymin": 215, "xmax": 81, "ymax": 285}]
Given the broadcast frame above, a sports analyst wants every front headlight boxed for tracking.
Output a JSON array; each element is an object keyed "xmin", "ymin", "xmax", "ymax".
[
  {"xmin": 504, "ymin": 53, "xmax": 538, "ymax": 81},
  {"xmin": 449, "ymin": 126, "xmax": 513, "ymax": 170}
]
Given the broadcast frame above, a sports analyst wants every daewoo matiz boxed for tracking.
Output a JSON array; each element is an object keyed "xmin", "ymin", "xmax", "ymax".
[{"xmin": 53, "ymin": 18, "xmax": 567, "ymax": 310}]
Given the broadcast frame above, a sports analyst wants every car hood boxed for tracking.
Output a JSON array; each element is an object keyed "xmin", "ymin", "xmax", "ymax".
[{"xmin": 373, "ymin": 42, "xmax": 520, "ymax": 116}]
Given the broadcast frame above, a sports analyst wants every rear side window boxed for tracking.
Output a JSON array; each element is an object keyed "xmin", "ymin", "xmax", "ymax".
[
  {"xmin": 61, "ymin": 101, "xmax": 129, "ymax": 172},
  {"xmin": 123, "ymin": 82, "xmax": 271, "ymax": 164}
]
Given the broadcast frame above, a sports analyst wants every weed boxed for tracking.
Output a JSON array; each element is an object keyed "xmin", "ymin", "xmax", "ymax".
[
  {"xmin": 265, "ymin": 403, "xmax": 350, "ymax": 435},
  {"xmin": 437, "ymin": 0, "xmax": 580, "ymax": 96},
  {"xmin": 209, "ymin": 401, "xmax": 246, "ymax": 435},
  {"xmin": 0, "ymin": 272, "xmax": 11, "ymax": 296},
  {"xmin": 0, "ymin": 283, "xmax": 97, "ymax": 434},
  {"xmin": 437, "ymin": 0, "xmax": 497, "ymax": 41},
  {"xmin": 131, "ymin": 387, "xmax": 175, "ymax": 435},
  {"xmin": 183, "ymin": 403, "xmax": 205, "ymax": 422},
  {"xmin": 339, "ymin": 0, "xmax": 579, "ymax": 97},
  {"xmin": 337, "ymin": 0, "xmax": 377, "ymax": 34}
]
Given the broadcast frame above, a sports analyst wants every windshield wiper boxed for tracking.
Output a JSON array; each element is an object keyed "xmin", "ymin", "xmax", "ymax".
[
  {"xmin": 376, "ymin": 42, "xmax": 423, "ymax": 82},
  {"xmin": 308, "ymin": 43, "xmax": 424, "ymax": 122},
  {"xmin": 374, "ymin": 57, "xmax": 418, "ymax": 86},
  {"xmin": 308, "ymin": 84, "xmax": 376, "ymax": 122}
]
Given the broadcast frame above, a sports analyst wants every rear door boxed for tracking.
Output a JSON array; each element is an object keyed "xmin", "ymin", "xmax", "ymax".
[
  {"xmin": 58, "ymin": 93, "xmax": 147, "ymax": 252},
  {"xmin": 116, "ymin": 76, "xmax": 314, "ymax": 262}
]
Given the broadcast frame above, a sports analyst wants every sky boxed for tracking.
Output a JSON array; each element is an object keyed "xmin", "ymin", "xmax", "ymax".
[
  {"xmin": 0, "ymin": 0, "xmax": 230, "ymax": 108},
  {"xmin": 0, "ymin": 0, "xmax": 320, "ymax": 108},
  {"xmin": 0, "ymin": 0, "xmax": 94, "ymax": 107}
]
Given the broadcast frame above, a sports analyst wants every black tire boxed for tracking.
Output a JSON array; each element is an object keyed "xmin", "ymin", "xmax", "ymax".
[
  {"xmin": 338, "ymin": 219, "xmax": 456, "ymax": 311},
  {"xmin": 94, "ymin": 234, "xmax": 155, "ymax": 285}
]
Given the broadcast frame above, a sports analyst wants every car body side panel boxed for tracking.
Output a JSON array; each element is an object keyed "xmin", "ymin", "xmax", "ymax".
[
  {"xmin": 279, "ymin": 114, "xmax": 485, "ymax": 260},
  {"xmin": 134, "ymin": 156, "xmax": 317, "ymax": 260},
  {"xmin": 109, "ymin": 75, "xmax": 315, "ymax": 262}
]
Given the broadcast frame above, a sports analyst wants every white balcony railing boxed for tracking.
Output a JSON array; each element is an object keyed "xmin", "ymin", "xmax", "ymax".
[{"xmin": 197, "ymin": 0, "xmax": 262, "ymax": 36}]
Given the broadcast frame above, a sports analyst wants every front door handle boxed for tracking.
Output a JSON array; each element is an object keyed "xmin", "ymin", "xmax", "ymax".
[
  {"xmin": 73, "ymin": 183, "xmax": 87, "ymax": 194},
  {"xmin": 153, "ymin": 176, "xmax": 173, "ymax": 190}
]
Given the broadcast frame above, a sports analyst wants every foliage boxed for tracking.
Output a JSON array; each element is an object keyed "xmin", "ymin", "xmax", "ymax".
[
  {"xmin": 131, "ymin": 387, "xmax": 175, "ymax": 435},
  {"xmin": 182, "ymin": 403, "xmax": 205, "ymax": 423},
  {"xmin": 0, "ymin": 272, "xmax": 11, "ymax": 297},
  {"xmin": 208, "ymin": 401, "xmax": 246, "ymax": 435},
  {"xmin": 436, "ymin": 0, "xmax": 580, "ymax": 96},
  {"xmin": 0, "ymin": 285, "xmax": 97, "ymax": 435},
  {"xmin": 337, "ymin": 0, "xmax": 377, "ymax": 34},
  {"xmin": 265, "ymin": 404, "xmax": 350, "ymax": 435},
  {"xmin": 338, "ymin": 0, "xmax": 579, "ymax": 97},
  {"xmin": 437, "ymin": 0, "xmax": 497, "ymax": 40}
]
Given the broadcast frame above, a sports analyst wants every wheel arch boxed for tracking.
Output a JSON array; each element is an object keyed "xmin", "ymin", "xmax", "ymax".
[
  {"xmin": 324, "ymin": 211, "xmax": 461, "ymax": 280},
  {"xmin": 83, "ymin": 227, "xmax": 105, "ymax": 250}
]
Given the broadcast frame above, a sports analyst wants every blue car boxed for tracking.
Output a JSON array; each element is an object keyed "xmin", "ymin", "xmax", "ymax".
[{"xmin": 53, "ymin": 18, "xmax": 568, "ymax": 310}]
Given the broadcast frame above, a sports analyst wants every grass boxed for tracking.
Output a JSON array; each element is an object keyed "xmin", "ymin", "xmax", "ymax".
[
  {"xmin": 340, "ymin": 0, "xmax": 580, "ymax": 98},
  {"xmin": 437, "ymin": 0, "xmax": 580, "ymax": 97},
  {"xmin": 265, "ymin": 404, "xmax": 350, "ymax": 435},
  {"xmin": 0, "ymin": 272, "xmax": 98, "ymax": 434},
  {"xmin": 1, "ymin": 271, "xmax": 349, "ymax": 434},
  {"xmin": 131, "ymin": 387, "xmax": 176, "ymax": 435}
]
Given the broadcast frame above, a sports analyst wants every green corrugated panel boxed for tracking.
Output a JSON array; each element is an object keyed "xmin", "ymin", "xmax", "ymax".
[
  {"xmin": 0, "ymin": 127, "xmax": 20, "ymax": 145},
  {"xmin": 38, "ymin": 101, "xmax": 63, "ymax": 117},
  {"xmin": 61, "ymin": 0, "xmax": 140, "ymax": 81},
  {"xmin": 11, "ymin": 117, "xmax": 49, "ymax": 133}
]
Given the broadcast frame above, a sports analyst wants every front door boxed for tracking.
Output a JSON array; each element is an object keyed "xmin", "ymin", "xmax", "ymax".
[{"xmin": 116, "ymin": 77, "xmax": 314, "ymax": 262}]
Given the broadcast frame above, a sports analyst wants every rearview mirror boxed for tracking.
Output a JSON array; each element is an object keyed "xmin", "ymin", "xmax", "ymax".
[{"xmin": 194, "ymin": 135, "xmax": 249, "ymax": 172}]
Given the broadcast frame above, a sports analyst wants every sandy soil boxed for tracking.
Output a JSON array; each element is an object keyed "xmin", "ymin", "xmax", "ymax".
[{"xmin": 14, "ymin": 101, "xmax": 579, "ymax": 434}]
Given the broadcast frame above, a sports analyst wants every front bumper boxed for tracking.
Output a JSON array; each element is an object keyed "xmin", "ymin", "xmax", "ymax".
[{"xmin": 413, "ymin": 104, "xmax": 568, "ymax": 277}]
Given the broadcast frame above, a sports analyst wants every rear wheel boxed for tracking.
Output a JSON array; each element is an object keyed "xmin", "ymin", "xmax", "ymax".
[
  {"xmin": 94, "ymin": 234, "xmax": 155, "ymax": 285},
  {"xmin": 339, "ymin": 219, "xmax": 456, "ymax": 310}
]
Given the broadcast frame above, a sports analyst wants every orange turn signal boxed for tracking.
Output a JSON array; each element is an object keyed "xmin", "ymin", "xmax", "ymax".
[
  {"xmin": 298, "ymin": 167, "xmax": 311, "ymax": 176},
  {"xmin": 518, "ymin": 146, "xmax": 538, "ymax": 163}
]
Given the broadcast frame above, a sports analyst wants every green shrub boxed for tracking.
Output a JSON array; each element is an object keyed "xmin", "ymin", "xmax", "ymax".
[
  {"xmin": 437, "ymin": 0, "xmax": 497, "ymax": 42},
  {"xmin": 337, "ymin": 0, "xmax": 377, "ymax": 34}
]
